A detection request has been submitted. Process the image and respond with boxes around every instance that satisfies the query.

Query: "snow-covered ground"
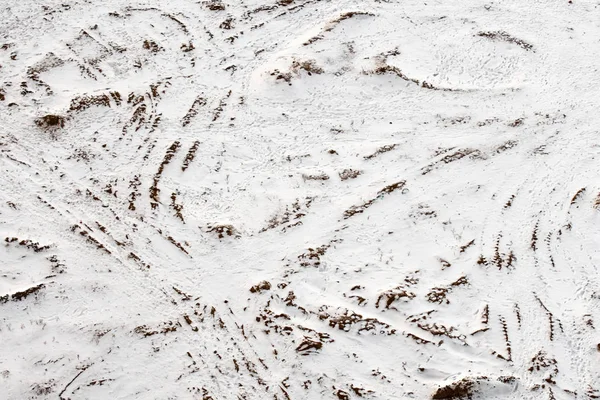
[1,0,599,398]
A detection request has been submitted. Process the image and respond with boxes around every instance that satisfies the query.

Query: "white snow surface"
[1,0,600,399]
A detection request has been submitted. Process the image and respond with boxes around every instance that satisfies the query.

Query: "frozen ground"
[1,0,600,399]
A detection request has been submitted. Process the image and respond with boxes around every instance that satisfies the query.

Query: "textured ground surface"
[1,0,600,399]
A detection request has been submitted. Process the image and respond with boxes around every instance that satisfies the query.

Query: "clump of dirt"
[350,385,374,397]
[250,281,271,293]
[219,17,234,30]
[271,70,293,84]
[5,237,51,252]
[12,285,44,301]
[433,376,515,399]
[170,192,184,223]
[291,59,324,76]
[321,307,396,335]
[35,114,66,133]
[495,140,518,155]
[182,97,207,127]
[181,41,195,53]
[297,245,330,267]
[303,35,324,46]
[327,11,374,29]
[451,276,469,287]
[570,187,586,205]
[426,277,467,304]
[376,288,416,309]
[426,287,450,304]
[1,284,45,304]
[528,350,557,375]
[421,148,483,175]
[593,193,600,209]
[364,144,397,160]
[370,64,408,79]
[378,181,405,195]
[432,377,480,399]
[204,0,225,11]
[69,93,120,112]
[167,235,189,255]
[334,389,350,400]
[207,224,240,239]
[343,180,406,219]
[271,59,324,85]
[295,337,323,354]
[419,322,464,342]
[302,173,329,181]
[508,118,524,127]
[143,39,163,53]
[339,169,362,181]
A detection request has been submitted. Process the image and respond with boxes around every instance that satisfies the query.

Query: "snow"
[1,0,599,399]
